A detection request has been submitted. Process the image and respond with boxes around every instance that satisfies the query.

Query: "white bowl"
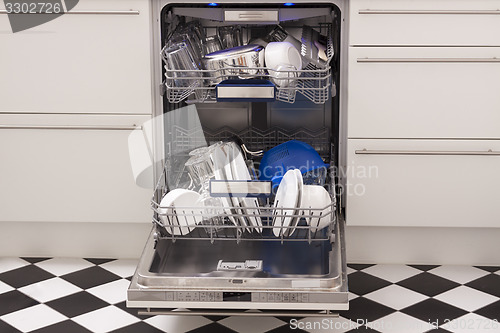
[299,185,333,232]
[265,42,302,70]
[158,189,203,236]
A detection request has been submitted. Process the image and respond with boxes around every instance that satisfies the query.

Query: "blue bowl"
[258,140,329,188]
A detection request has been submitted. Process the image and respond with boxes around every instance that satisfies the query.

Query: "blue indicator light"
[208,3,218,6]
[283,2,295,6]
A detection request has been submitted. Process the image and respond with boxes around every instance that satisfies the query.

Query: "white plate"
[272,169,300,237]
[285,169,304,236]
[210,143,238,227]
[159,189,203,236]
[299,185,333,232]
[229,143,263,233]
[223,142,251,232]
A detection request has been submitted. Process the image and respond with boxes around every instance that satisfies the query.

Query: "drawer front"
[348,47,500,139]
[350,0,500,46]
[0,114,152,223]
[0,0,151,114]
[346,139,500,227]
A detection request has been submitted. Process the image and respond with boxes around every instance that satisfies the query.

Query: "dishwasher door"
[127,215,347,313]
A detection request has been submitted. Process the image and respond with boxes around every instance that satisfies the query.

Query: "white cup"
[265,42,302,71]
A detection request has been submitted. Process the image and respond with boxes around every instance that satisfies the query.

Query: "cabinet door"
[346,139,500,227]
[350,0,500,46]
[0,0,151,114]
[0,114,152,223]
[348,47,500,139]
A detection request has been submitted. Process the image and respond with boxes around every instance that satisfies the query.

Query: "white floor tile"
[72,305,139,333]
[18,277,81,303]
[145,315,212,333]
[349,292,359,301]
[0,258,29,274]
[86,279,130,304]
[100,259,138,278]
[347,267,356,275]
[0,280,14,295]
[297,316,360,333]
[428,266,488,284]
[35,258,94,276]
[442,313,500,333]
[364,285,428,310]
[362,264,422,283]
[218,315,286,333]
[0,304,67,332]
[434,286,498,312]
[369,312,435,333]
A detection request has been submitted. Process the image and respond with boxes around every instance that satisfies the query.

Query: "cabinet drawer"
[346,139,500,227]
[0,0,151,114]
[348,47,500,139]
[0,114,152,223]
[350,0,500,46]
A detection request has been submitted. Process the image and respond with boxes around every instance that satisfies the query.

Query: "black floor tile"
[60,266,121,289]
[339,297,394,322]
[347,264,375,271]
[108,322,165,333]
[0,319,23,333]
[474,300,500,321]
[202,315,230,322]
[466,274,500,298]
[30,320,92,333]
[45,291,109,318]
[397,272,460,297]
[0,265,55,288]
[0,290,38,316]
[187,322,238,333]
[347,271,392,296]
[408,265,440,272]
[266,324,307,333]
[19,257,51,264]
[401,299,467,324]
[114,302,154,319]
[424,328,453,333]
[83,258,117,265]
[474,266,500,273]
[346,325,381,332]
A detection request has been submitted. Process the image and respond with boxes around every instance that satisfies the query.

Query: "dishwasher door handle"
[355,149,500,156]
[357,58,500,63]
[0,9,140,15]
[358,9,500,15]
[0,124,141,130]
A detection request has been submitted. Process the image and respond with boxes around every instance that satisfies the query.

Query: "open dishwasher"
[128,0,348,315]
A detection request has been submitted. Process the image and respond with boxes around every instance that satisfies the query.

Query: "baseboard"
[0,222,152,259]
[346,225,500,266]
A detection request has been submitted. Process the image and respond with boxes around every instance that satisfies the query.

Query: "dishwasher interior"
[128,1,348,314]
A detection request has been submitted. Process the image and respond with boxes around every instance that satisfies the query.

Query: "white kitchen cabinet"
[0,0,151,114]
[348,47,500,139]
[346,139,500,227]
[0,114,152,223]
[350,0,500,46]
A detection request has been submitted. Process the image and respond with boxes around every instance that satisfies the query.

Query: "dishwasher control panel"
[167,291,318,303]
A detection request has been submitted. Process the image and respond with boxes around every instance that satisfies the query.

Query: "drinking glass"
[203,35,223,55]
[162,42,200,88]
[217,25,243,49]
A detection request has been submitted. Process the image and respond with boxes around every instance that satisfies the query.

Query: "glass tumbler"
[217,25,243,49]
[184,154,224,235]
[203,35,223,55]
[163,42,200,88]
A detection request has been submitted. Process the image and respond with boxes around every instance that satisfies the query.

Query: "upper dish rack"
[161,24,334,105]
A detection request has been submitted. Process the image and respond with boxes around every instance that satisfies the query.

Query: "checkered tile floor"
[1,258,499,333]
